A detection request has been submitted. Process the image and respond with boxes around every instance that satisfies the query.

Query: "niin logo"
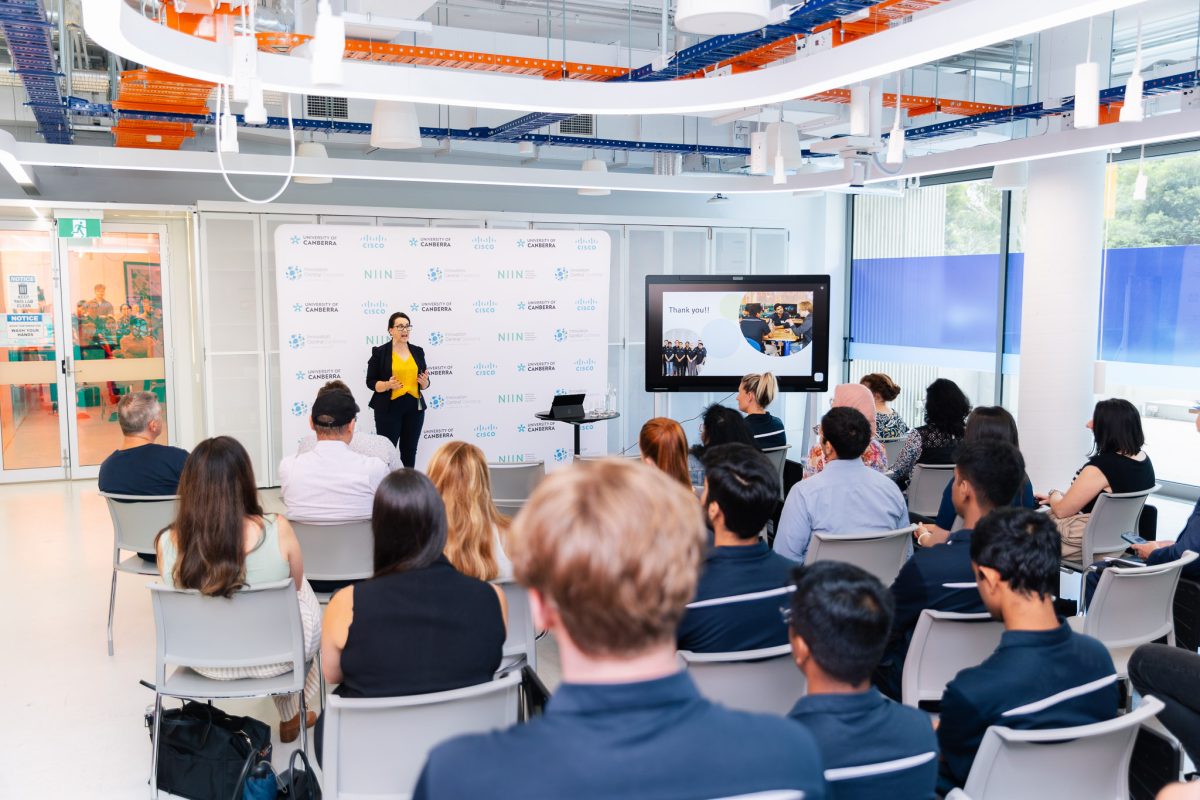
[473,361,498,377]
[498,393,527,404]
[365,334,389,346]
[498,453,537,464]
[574,358,596,372]
[360,234,386,249]
[554,267,570,281]
[554,448,570,463]
[496,269,533,280]
[498,332,525,343]
[525,299,557,311]
[423,426,455,440]
[284,265,303,281]
[288,333,306,350]
[426,267,444,282]
[575,297,599,312]
[427,364,454,377]
[301,235,337,247]
[289,235,301,245]
[474,424,498,439]
[290,401,309,417]
[363,269,407,281]
[472,235,497,251]
[292,303,303,313]
[575,236,600,251]
[527,237,556,250]
[429,395,445,409]
[524,360,556,373]
[554,328,568,343]
[474,300,498,314]
[428,332,445,346]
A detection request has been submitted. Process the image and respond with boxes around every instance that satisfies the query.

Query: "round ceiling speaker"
[675,0,770,35]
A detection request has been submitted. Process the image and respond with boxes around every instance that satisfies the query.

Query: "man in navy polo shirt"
[677,443,796,653]
[874,439,1025,700]
[787,561,938,800]
[937,508,1119,792]
[414,459,826,800]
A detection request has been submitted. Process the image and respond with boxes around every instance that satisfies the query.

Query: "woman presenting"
[366,312,430,468]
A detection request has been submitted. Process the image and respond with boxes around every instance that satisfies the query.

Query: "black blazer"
[366,342,429,412]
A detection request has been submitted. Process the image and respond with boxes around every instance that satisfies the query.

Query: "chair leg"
[149,693,163,799]
[298,689,309,755]
[107,569,118,657]
[1077,570,1088,616]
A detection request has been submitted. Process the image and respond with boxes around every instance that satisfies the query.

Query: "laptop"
[540,393,586,420]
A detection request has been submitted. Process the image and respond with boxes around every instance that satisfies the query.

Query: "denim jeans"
[1130,643,1200,764]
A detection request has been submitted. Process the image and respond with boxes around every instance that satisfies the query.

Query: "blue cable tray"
[0,0,71,143]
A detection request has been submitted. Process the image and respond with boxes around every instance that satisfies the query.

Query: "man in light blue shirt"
[774,406,908,562]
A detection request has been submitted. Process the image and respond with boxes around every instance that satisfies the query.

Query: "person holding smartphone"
[366,312,430,468]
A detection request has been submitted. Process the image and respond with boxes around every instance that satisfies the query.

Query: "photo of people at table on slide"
[737,292,814,357]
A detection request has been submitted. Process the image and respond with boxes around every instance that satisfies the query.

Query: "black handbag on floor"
[146,700,272,800]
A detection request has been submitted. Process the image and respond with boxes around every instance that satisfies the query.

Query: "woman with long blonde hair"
[426,440,513,581]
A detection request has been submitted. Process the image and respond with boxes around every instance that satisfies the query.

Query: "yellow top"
[390,350,419,400]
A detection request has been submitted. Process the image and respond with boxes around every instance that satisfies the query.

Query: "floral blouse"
[888,426,962,484]
[804,435,889,479]
[876,410,910,441]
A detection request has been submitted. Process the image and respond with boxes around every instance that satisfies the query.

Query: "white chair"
[148,579,313,797]
[1062,486,1161,605]
[497,581,538,672]
[488,461,546,518]
[678,643,805,716]
[906,464,955,519]
[760,445,791,501]
[880,437,906,466]
[290,519,374,603]
[824,751,937,794]
[944,696,1164,800]
[805,526,916,586]
[901,609,1005,708]
[1069,551,1197,677]
[100,492,177,656]
[322,672,521,800]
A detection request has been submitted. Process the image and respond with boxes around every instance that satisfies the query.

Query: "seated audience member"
[787,562,938,800]
[1159,785,1200,800]
[98,391,189,560]
[414,459,827,800]
[739,305,771,349]
[1128,411,1200,577]
[157,436,321,743]
[1038,398,1156,561]
[279,388,390,523]
[426,440,514,582]
[774,407,907,563]
[1130,644,1200,768]
[936,508,1119,793]
[318,469,507,762]
[738,372,786,450]
[805,383,888,477]
[639,417,693,489]
[677,443,794,653]
[927,406,1037,536]
[874,439,1025,699]
[688,404,756,488]
[296,380,404,471]
[862,372,910,441]
[888,378,970,489]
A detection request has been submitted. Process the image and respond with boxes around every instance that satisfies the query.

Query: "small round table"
[534,411,621,456]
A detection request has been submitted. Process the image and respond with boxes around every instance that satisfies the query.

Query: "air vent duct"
[306,95,348,119]
[557,114,596,136]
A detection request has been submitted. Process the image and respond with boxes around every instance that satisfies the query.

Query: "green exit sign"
[57,218,101,238]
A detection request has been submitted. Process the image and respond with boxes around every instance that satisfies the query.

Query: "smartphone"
[1121,532,1147,546]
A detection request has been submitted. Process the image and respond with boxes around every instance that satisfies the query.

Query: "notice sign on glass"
[7,274,37,312]
[4,313,45,344]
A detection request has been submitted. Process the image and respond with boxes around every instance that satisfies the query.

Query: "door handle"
[60,358,66,375]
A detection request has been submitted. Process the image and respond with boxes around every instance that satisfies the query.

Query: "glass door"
[0,223,69,482]
[59,225,172,478]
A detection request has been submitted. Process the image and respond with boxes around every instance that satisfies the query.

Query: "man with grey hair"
[98,391,189,559]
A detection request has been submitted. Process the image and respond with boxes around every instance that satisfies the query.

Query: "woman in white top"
[427,440,514,582]
[156,436,322,744]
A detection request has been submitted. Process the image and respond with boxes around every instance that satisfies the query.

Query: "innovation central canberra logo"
[288,333,306,350]
[426,267,444,282]
[284,265,303,281]
[290,401,309,417]
[554,267,569,281]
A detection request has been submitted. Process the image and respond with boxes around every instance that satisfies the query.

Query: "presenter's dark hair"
[955,439,1024,510]
[970,507,1060,599]
[692,404,754,455]
[372,469,448,577]
[821,406,871,460]
[1091,398,1144,457]
[788,562,894,685]
[965,405,1020,448]
[386,311,411,331]
[923,378,971,438]
[702,443,778,539]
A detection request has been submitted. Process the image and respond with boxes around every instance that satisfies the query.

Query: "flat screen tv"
[645,274,830,392]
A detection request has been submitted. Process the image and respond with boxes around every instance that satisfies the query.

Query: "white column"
[1017,152,1106,492]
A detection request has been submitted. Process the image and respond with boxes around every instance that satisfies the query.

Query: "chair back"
[1081,551,1197,650]
[907,464,955,518]
[1081,486,1160,565]
[323,673,521,800]
[760,445,791,500]
[902,609,1004,707]
[679,643,805,715]
[806,526,915,586]
[100,492,177,556]
[290,519,374,583]
[148,579,304,692]
[881,438,906,466]
[487,461,546,516]
[497,581,538,672]
[824,751,937,795]
[960,696,1164,799]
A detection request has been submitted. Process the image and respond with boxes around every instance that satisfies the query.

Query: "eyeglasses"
[392,324,412,331]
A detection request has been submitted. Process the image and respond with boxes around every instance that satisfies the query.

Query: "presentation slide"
[646,275,830,392]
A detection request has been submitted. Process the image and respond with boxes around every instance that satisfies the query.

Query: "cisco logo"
[474,424,498,439]
[471,235,497,251]
[287,333,306,350]
[575,236,600,252]
[553,328,568,343]
[473,361,498,377]
[575,297,599,312]
[574,358,597,373]
[427,267,444,282]
[360,234,386,249]
[290,401,309,417]
[428,395,446,409]
[498,393,528,404]
[553,448,570,463]
[474,300,498,314]
[428,332,445,346]
[553,267,569,281]
[362,300,388,316]
[284,265,303,281]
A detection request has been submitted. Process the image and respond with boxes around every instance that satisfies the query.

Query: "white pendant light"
[1120,10,1144,123]
[1133,145,1148,200]
[517,140,535,155]
[849,83,872,137]
[369,101,422,149]
[885,75,905,165]
[578,158,610,196]
[218,84,239,154]
[765,121,804,170]
[1074,16,1100,129]
[991,161,1029,190]
[675,0,769,35]
[294,141,332,185]
[243,77,268,125]
[310,0,345,87]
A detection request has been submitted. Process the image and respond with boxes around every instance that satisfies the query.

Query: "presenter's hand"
[417,371,430,390]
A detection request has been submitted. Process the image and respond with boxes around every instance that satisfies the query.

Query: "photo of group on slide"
[737,292,814,357]
[661,336,707,376]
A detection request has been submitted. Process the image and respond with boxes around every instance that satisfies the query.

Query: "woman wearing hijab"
[803,383,888,478]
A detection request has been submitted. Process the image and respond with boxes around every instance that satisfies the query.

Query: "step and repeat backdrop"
[276,226,611,470]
